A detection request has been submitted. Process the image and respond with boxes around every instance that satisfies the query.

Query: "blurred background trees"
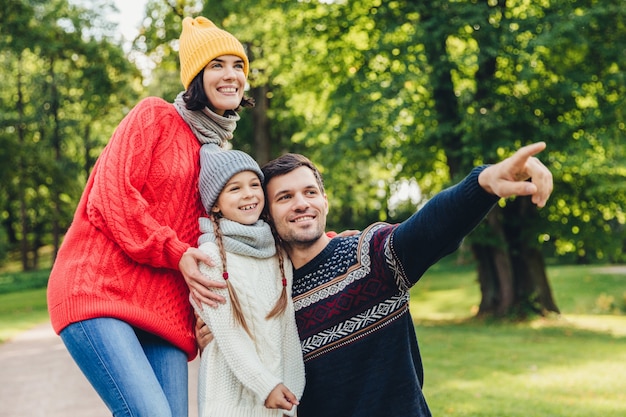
[1,0,624,318]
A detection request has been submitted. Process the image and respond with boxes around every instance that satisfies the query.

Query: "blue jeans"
[60,318,188,417]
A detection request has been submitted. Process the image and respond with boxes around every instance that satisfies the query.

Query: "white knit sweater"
[193,241,305,417]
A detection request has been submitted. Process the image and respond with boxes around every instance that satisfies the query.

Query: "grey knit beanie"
[199,144,264,213]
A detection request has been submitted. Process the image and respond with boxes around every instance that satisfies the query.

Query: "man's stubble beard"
[280,227,324,251]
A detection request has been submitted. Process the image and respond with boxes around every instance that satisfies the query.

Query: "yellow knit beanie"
[179,16,249,90]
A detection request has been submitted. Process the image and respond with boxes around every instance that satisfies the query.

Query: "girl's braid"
[210,214,253,339]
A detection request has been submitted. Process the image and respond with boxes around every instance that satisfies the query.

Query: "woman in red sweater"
[46,16,249,417]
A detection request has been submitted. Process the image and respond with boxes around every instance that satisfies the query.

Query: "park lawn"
[411,259,626,417]
[418,320,626,417]
[0,260,625,416]
[0,268,51,342]
[0,288,49,343]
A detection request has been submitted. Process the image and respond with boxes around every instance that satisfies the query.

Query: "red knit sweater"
[47,97,205,360]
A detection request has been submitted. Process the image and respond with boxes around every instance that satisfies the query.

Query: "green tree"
[0,0,140,269]
[240,0,625,317]
[114,0,625,319]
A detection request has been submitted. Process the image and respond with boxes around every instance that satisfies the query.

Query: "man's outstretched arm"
[391,141,553,283]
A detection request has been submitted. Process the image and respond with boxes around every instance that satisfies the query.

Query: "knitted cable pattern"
[47,97,205,359]
[193,242,305,417]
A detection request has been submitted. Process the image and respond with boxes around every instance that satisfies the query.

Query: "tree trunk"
[505,197,560,315]
[473,208,515,316]
[16,58,31,270]
[51,56,61,262]
[251,84,272,165]
[473,200,560,318]
[418,5,464,178]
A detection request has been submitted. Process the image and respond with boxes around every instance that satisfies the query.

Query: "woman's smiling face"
[202,55,246,115]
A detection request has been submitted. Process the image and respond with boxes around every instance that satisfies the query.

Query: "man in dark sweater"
[258,142,552,417]
[196,142,552,416]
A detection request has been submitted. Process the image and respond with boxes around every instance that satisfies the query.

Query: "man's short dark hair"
[261,153,325,195]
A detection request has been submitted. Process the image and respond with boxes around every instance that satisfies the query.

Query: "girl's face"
[213,171,265,225]
[202,55,247,116]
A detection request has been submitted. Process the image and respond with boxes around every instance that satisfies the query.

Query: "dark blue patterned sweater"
[292,166,499,417]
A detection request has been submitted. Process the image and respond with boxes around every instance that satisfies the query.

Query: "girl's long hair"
[209,215,287,339]
[265,241,288,320]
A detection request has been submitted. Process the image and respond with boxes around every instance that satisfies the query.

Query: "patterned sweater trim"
[301,292,409,360]
[294,222,408,361]
[386,230,413,292]
[293,223,385,310]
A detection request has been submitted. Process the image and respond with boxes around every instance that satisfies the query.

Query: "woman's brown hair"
[183,70,255,113]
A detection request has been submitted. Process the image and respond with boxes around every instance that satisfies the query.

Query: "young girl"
[192,143,305,417]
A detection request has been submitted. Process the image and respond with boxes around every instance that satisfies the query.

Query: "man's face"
[265,166,328,248]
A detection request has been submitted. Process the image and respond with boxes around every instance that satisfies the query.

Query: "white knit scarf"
[198,218,276,259]
[173,92,239,146]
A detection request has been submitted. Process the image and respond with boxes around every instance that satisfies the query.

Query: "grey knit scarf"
[198,217,276,259]
[173,92,239,146]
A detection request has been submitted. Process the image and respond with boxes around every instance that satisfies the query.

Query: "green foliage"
[133,0,195,101]
[0,0,624,270]
[518,2,626,263]
[0,0,141,269]
[191,0,624,251]
[326,0,626,259]
[0,269,50,294]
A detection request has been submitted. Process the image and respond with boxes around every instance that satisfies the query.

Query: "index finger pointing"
[514,141,547,161]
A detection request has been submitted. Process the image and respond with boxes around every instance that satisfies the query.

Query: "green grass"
[0,288,49,342]
[0,266,51,342]
[419,321,626,416]
[549,265,626,315]
[1,259,625,415]
[410,258,626,417]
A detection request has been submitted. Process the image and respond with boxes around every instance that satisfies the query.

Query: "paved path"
[0,322,200,417]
